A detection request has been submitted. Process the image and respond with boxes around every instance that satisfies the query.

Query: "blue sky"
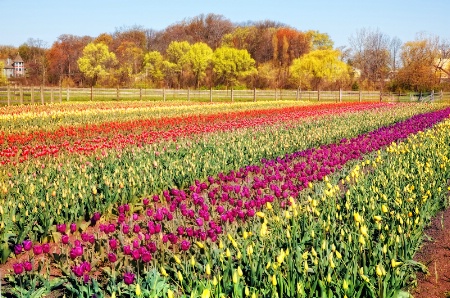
[1,0,449,48]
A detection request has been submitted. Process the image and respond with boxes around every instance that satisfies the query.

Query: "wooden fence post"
[163,88,166,101]
[90,86,93,101]
[210,87,212,102]
[379,91,382,102]
[40,85,44,105]
[116,87,120,100]
[359,91,362,102]
[275,89,278,101]
[339,89,342,102]
[67,87,70,101]
[31,86,34,104]
[7,85,11,106]
[187,88,190,101]
[253,88,256,102]
[318,90,320,101]
[50,88,54,104]
[139,88,142,101]
[59,86,62,103]
[231,87,234,102]
[19,85,23,105]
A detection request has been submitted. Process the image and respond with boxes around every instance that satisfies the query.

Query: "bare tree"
[349,28,391,90]
[389,36,402,72]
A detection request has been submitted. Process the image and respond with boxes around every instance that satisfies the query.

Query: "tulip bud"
[271,274,277,286]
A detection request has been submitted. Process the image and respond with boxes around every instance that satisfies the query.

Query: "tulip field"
[1,100,450,297]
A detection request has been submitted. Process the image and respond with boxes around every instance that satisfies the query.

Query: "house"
[2,53,25,78]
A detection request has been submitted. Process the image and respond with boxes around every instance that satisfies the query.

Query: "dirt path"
[412,206,450,298]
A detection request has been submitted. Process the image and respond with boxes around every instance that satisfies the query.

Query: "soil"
[412,206,450,298]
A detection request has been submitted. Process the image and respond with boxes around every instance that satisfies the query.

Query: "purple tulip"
[23,261,32,272]
[14,244,23,255]
[61,235,70,245]
[42,243,50,253]
[72,265,83,277]
[132,239,140,249]
[33,245,43,255]
[70,223,77,233]
[81,261,91,272]
[141,251,152,263]
[108,253,117,263]
[196,218,204,227]
[147,242,157,253]
[133,213,138,221]
[133,224,140,233]
[109,238,118,250]
[123,272,135,285]
[23,240,32,251]
[91,212,101,222]
[180,240,191,251]
[131,249,140,260]
[143,198,149,206]
[83,274,90,284]
[122,224,130,234]
[123,245,132,255]
[13,263,24,275]
[56,224,66,234]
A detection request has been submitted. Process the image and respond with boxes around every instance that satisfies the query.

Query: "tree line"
[1,14,449,92]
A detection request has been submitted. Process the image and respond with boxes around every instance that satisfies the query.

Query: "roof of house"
[2,59,14,69]
[13,53,23,63]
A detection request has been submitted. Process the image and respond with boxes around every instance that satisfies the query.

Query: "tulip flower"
[123,272,135,285]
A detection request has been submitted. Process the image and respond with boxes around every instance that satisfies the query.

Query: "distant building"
[2,53,25,78]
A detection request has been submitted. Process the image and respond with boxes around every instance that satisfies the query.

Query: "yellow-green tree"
[143,51,165,86]
[290,49,349,90]
[165,41,191,88]
[78,42,117,87]
[181,42,213,88]
[212,46,257,87]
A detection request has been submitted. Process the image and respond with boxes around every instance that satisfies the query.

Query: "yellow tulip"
[174,255,181,264]
[391,259,403,268]
[376,264,383,276]
[373,215,382,221]
[196,241,204,249]
[232,270,238,284]
[256,211,265,218]
[226,248,231,258]
[206,263,211,275]
[136,284,142,296]
[212,276,218,286]
[271,274,277,286]
[190,256,196,267]
[111,293,116,298]
[177,271,183,282]
[381,205,388,213]
[247,245,253,256]
[245,286,250,296]
[168,289,174,298]
[353,212,361,223]
[238,266,243,277]
[360,225,368,237]
[201,289,211,298]
[243,231,249,239]
[160,266,168,277]
[343,279,349,291]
